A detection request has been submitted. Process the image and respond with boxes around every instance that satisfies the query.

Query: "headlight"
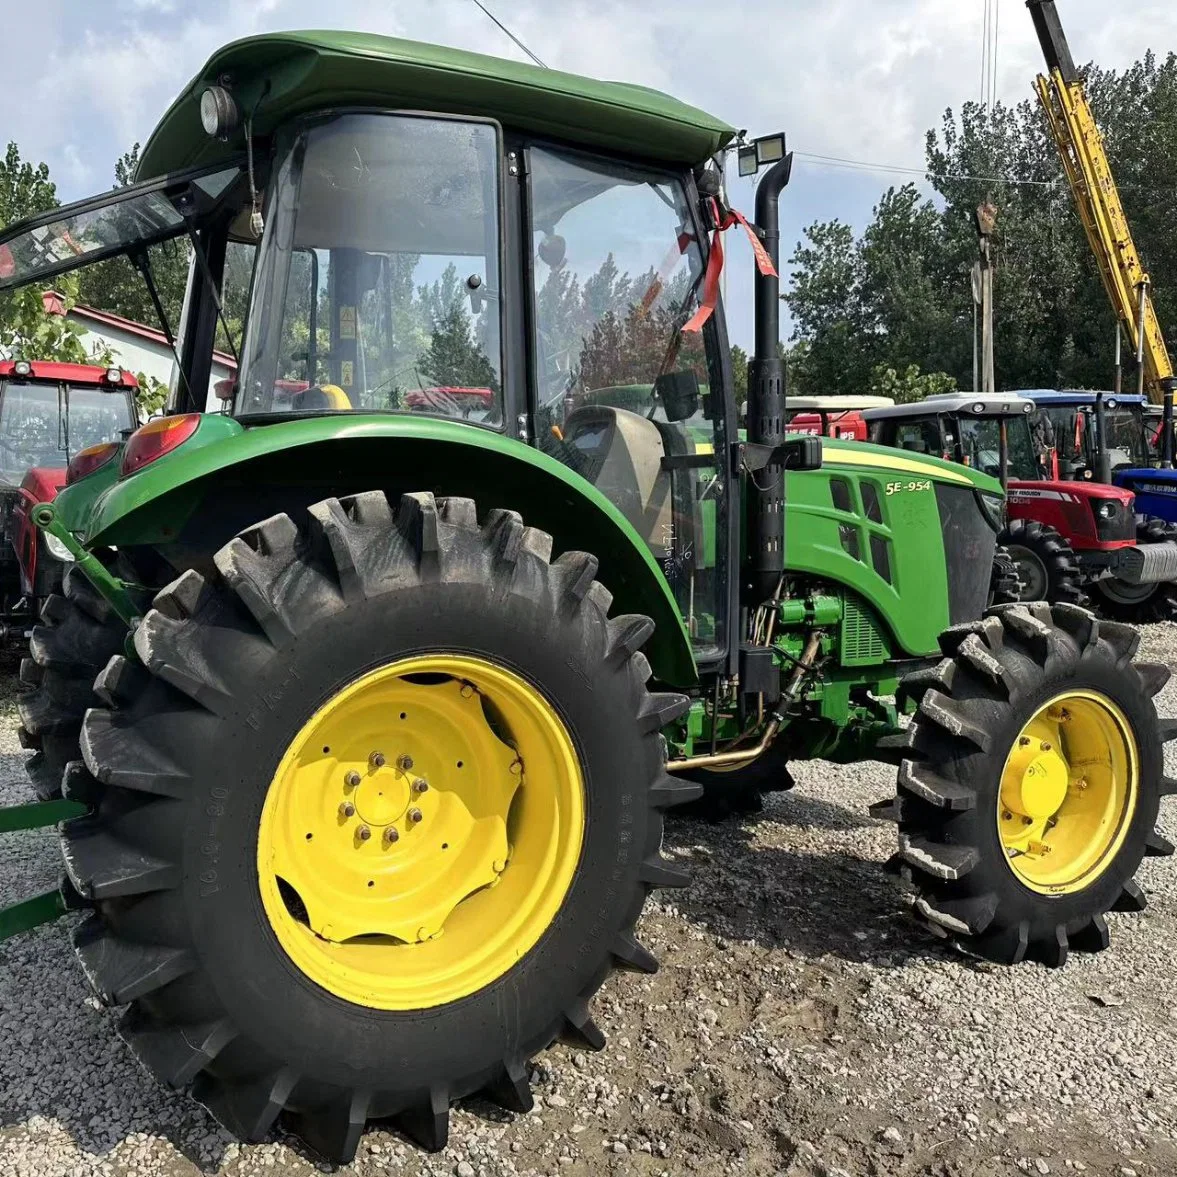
[42,531,75,562]
[1095,500,1117,520]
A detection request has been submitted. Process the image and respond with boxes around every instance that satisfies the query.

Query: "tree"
[0,143,120,367]
[786,51,1177,395]
[418,302,498,391]
[0,141,56,229]
[870,363,957,404]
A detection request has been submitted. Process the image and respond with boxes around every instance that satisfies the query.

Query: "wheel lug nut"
[1018,736,1031,747]
[384,827,400,845]
[339,801,356,818]
[461,683,474,698]
[397,754,414,772]
[413,778,429,794]
[370,751,386,769]
[357,825,372,841]
[408,808,423,824]
[510,759,523,775]
[344,770,361,788]
[1040,741,1052,752]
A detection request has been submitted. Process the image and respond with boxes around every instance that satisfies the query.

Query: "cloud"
[5,0,1177,346]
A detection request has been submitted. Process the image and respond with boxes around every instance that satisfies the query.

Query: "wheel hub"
[997,691,1138,893]
[257,654,584,1009]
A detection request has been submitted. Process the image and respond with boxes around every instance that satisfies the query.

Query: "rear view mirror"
[654,370,700,423]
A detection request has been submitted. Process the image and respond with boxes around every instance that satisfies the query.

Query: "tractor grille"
[841,596,889,665]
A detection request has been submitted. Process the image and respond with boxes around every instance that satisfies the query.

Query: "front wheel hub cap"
[997,689,1139,894]
[257,654,585,1009]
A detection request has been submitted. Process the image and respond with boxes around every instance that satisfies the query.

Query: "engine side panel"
[785,453,976,659]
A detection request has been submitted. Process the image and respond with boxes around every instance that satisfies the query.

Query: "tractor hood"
[820,437,1004,495]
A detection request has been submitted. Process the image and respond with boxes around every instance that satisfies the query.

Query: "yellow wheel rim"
[997,689,1139,894]
[257,654,584,1010]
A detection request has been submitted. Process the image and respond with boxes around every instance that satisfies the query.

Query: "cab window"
[893,420,943,457]
[527,146,727,657]
[237,113,502,422]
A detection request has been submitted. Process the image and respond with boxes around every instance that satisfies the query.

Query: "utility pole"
[970,262,982,393]
[974,201,998,394]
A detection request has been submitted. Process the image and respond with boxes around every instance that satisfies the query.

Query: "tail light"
[121,414,202,477]
[67,441,121,485]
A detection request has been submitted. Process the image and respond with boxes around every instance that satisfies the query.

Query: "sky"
[3,0,1177,348]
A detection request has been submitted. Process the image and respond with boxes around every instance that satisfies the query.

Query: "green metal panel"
[785,440,998,658]
[137,32,736,180]
[56,414,697,686]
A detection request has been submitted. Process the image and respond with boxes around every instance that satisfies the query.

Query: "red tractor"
[784,394,893,441]
[864,393,1177,619]
[0,359,139,637]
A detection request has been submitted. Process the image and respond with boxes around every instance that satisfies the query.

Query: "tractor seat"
[291,384,353,411]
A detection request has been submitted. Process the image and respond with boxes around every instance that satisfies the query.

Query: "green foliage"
[418,300,498,391]
[0,141,55,229]
[869,363,957,405]
[786,51,1177,394]
[133,372,168,418]
[730,343,748,410]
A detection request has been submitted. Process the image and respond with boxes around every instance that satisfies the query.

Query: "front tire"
[887,602,1175,966]
[1092,517,1177,623]
[68,491,696,1162]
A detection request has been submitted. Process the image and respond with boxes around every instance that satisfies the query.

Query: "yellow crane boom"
[1028,0,1174,410]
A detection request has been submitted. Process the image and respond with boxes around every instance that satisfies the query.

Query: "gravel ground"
[3,629,1177,1177]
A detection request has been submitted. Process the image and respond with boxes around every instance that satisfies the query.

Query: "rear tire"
[886,602,1174,966]
[999,519,1084,605]
[17,567,126,799]
[68,491,695,1162]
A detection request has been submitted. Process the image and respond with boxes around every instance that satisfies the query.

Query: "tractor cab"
[1017,389,1153,477]
[1017,389,1177,527]
[0,360,138,632]
[785,395,893,440]
[864,393,1038,480]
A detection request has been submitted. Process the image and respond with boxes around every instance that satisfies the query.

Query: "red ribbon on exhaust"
[682,199,776,334]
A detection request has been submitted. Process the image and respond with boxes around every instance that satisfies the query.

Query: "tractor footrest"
[1114,540,1177,585]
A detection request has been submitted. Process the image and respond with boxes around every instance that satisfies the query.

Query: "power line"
[991,0,1001,111]
[469,0,548,69]
[792,150,1057,188]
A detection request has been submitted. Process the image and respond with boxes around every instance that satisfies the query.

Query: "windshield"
[1103,407,1151,468]
[237,113,502,422]
[957,416,1037,480]
[0,382,135,483]
[1044,404,1151,473]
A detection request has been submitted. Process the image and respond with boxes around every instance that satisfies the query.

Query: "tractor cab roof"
[1015,389,1146,408]
[137,31,736,180]
[861,393,1035,421]
[786,396,895,413]
[0,360,138,389]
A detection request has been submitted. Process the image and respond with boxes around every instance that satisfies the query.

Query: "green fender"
[57,413,698,687]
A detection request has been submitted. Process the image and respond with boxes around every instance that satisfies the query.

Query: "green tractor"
[0,32,1173,1162]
